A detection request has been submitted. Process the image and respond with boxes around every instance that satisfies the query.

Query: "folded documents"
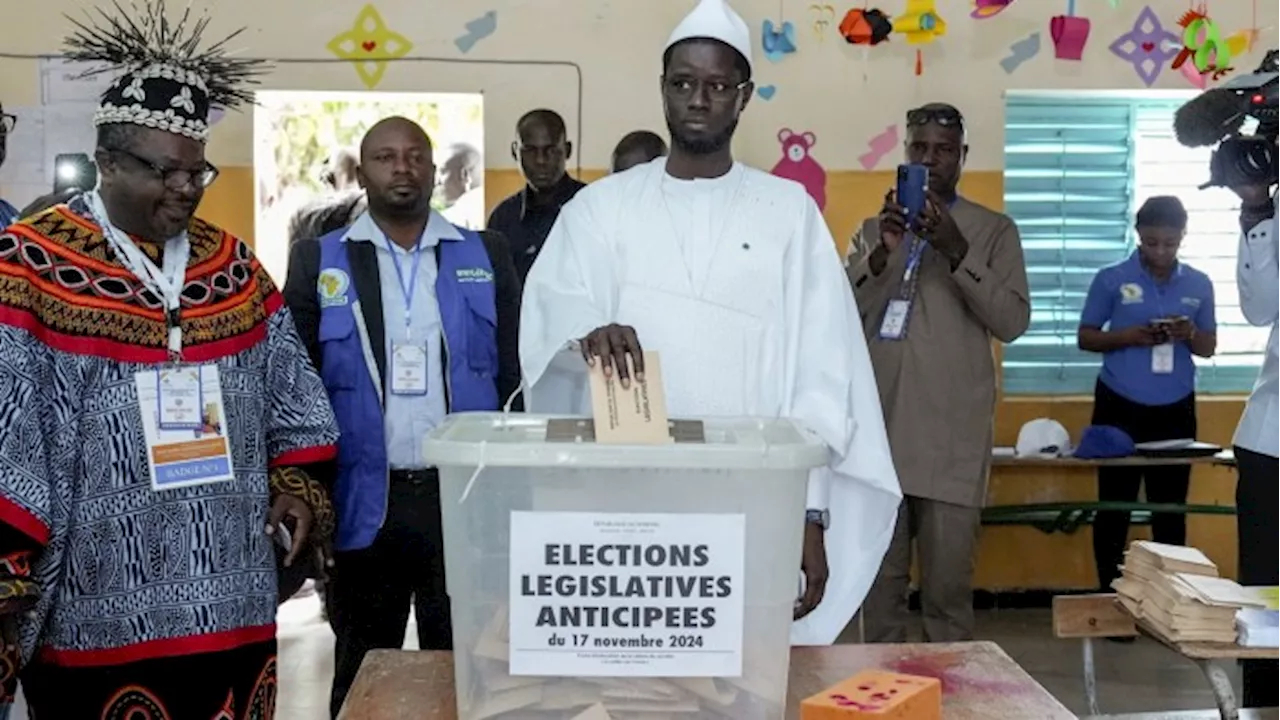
[1237,609,1279,648]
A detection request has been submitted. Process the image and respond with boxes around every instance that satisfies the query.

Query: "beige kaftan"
[847,197,1030,508]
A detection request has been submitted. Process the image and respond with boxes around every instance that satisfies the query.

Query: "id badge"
[156,366,202,430]
[390,342,429,395]
[135,364,235,491]
[1152,343,1175,374]
[879,299,911,340]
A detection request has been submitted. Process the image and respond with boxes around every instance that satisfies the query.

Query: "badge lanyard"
[86,191,190,361]
[879,197,959,341]
[384,234,433,397]
[877,232,927,341]
[898,233,927,301]
[384,234,425,340]
[1147,268,1175,375]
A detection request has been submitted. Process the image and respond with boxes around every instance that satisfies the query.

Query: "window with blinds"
[1002,93,1267,395]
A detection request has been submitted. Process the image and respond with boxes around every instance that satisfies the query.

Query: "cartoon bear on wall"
[770,128,827,211]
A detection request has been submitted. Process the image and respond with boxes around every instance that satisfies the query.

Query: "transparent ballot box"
[423,414,828,720]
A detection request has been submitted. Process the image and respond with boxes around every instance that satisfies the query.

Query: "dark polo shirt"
[486,174,586,284]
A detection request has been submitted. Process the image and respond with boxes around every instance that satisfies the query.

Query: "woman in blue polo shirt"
[1078,195,1217,593]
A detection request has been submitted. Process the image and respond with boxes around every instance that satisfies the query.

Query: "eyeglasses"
[104,145,219,190]
[906,106,965,129]
[0,113,15,134]
[662,76,748,102]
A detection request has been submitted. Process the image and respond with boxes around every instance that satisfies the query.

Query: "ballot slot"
[423,414,828,720]
[546,419,708,444]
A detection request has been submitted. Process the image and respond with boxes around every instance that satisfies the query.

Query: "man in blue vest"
[283,116,521,718]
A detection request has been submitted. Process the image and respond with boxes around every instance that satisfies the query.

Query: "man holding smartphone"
[1231,177,1277,709]
[1077,196,1217,601]
[847,103,1030,643]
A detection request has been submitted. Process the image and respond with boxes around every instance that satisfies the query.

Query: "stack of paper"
[1112,541,1268,645]
[1127,541,1218,576]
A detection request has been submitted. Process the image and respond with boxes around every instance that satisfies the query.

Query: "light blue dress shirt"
[341,210,462,468]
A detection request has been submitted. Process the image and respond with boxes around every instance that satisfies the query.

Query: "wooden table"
[1090,707,1280,712]
[1058,593,1277,720]
[1134,617,1278,720]
[338,642,1076,720]
[986,451,1237,535]
[991,451,1235,469]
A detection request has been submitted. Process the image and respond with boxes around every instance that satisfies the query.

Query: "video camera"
[1173,49,1278,190]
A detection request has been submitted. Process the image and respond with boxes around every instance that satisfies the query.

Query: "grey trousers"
[861,494,982,643]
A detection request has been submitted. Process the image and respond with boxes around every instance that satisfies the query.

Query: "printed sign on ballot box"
[508,511,746,677]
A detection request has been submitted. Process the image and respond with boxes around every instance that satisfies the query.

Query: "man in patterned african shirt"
[0,3,340,718]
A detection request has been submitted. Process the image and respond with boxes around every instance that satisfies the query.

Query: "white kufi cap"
[664,0,754,76]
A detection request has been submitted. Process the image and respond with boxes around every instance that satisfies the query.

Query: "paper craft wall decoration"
[893,0,946,75]
[894,0,946,44]
[809,5,837,42]
[327,5,413,89]
[1179,59,1208,88]
[839,8,894,45]
[1172,7,1246,80]
[771,129,827,211]
[858,125,899,170]
[757,85,777,100]
[1226,29,1260,56]
[1051,16,1090,59]
[762,20,798,62]
[1002,32,1041,73]
[971,0,1015,20]
[456,11,498,54]
[1107,5,1178,87]
[1051,1,1091,60]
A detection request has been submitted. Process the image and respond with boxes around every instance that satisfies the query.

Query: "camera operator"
[1231,177,1276,710]
[1174,50,1277,707]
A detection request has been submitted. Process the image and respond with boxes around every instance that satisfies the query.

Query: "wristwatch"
[805,509,830,530]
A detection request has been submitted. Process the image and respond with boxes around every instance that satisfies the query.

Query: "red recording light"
[1252,93,1265,104]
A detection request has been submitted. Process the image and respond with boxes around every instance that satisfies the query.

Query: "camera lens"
[1237,139,1277,184]
[1213,136,1278,188]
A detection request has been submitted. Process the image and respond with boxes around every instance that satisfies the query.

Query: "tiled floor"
[7,596,1252,719]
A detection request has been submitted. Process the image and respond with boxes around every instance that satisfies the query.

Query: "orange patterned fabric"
[0,202,280,364]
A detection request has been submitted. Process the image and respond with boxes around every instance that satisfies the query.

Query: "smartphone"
[1150,316,1186,344]
[896,163,929,226]
[1150,316,1188,329]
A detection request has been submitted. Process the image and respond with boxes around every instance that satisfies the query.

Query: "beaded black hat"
[62,0,269,143]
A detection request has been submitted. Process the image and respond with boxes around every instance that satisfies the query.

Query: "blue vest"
[316,226,500,551]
